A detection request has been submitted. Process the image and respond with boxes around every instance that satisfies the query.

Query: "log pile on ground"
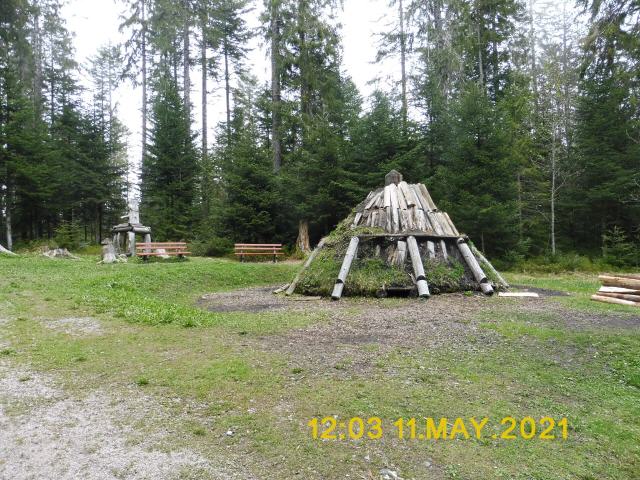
[592,274,640,307]
[289,170,508,299]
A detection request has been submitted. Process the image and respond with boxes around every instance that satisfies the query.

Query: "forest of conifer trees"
[1,0,638,266]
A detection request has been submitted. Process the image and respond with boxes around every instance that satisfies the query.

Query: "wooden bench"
[234,244,283,262]
[136,242,191,260]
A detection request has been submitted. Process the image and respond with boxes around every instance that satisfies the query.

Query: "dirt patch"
[206,288,502,376]
[514,300,640,330]
[43,317,104,336]
[198,286,640,378]
[199,287,325,313]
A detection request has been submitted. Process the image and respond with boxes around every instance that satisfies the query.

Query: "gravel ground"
[0,331,251,480]
[42,316,104,336]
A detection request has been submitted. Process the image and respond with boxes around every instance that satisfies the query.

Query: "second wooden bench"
[234,244,283,262]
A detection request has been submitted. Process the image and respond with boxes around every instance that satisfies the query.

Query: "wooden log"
[396,240,407,266]
[352,212,363,227]
[407,236,430,298]
[599,275,640,290]
[389,184,400,232]
[591,294,640,307]
[599,286,640,295]
[128,231,136,256]
[397,185,408,210]
[286,237,327,295]
[0,244,17,256]
[411,184,428,212]
[383,185,392,208]
[426,241,436,259]
[443,212,459,236]
[457,237,493,295]
[426,212,444,235]
[143,233,152,254]
[470,243,509,288]
[606,273,640,280]
[399,181,415,207]
[418,184,437,211]
[597,292,640,302]
[439,240,448,260]
[331,237,359,300]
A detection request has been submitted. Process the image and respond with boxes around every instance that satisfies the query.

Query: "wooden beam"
[591,294,639,307]
[456,237,493,296]
[407,236,430,298]
[331,237,359,300]
[285,238,326,296]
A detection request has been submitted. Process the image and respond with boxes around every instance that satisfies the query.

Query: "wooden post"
[457,237,494,295]
[396,240,407,266]
[470,243,508,288]
[407,236,430,298]
[426,240,435,259]
[331,237,359,300]
[286,237,326,295]
[440,240,448,260]
[128,231,136,256]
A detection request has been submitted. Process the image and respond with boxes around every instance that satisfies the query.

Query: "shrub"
[191,236,234,257]
[602,226,636,267]
[54,221,83,250]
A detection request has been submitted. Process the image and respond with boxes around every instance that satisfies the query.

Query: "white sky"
[63,0,395,184]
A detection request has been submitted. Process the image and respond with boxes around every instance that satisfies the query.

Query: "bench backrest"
[234,243,283,255]
[136,242,188,251]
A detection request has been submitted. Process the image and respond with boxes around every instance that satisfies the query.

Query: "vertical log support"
[143,233,152,256]
[456,237,494,296]
[331,237,359,300]
[426,240,436,259]
[407,236,430,298]
[128,231,136,257]
[440,239,448,260]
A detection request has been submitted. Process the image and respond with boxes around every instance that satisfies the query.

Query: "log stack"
[591,274,640,307]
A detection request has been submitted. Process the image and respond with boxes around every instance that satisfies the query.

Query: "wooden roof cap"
[385,169,403,186]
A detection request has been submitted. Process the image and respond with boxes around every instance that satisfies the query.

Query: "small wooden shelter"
[111,199,151,256]
[288,170,508,299]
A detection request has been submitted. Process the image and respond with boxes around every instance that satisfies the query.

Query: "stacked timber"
[591,274,640,307]
[353,173,459,237]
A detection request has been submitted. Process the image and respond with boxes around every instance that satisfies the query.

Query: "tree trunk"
[141,0,148,164]
[398,0,408,134]
[551,127,557,255]
[33,5,43,118]
[5,185,13,251]
[200,16,208,158]
[224,38,231,142]
[270,0,282,173]
[529,0,538,115]
[296,220,310,253]
[183,6,191,126]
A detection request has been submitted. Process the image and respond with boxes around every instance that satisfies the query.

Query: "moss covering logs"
[294,217,483,297]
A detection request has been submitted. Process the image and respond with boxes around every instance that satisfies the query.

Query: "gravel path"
[0,326,250,480]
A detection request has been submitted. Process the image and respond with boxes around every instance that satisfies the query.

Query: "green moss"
[423,258,466,293]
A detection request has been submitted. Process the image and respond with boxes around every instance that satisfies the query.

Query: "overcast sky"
[62,0,397,182]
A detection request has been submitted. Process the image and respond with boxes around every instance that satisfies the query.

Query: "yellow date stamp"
[308,416,568,441]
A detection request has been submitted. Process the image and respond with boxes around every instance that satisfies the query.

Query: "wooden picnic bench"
[234,244,283,262]
[136,242,191,260]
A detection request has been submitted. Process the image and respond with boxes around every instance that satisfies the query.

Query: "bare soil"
[199,287,640,377]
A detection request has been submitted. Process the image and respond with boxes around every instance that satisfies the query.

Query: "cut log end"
[480,282,494,296]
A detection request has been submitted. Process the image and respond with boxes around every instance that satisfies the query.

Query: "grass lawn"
[0,255,639,479]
